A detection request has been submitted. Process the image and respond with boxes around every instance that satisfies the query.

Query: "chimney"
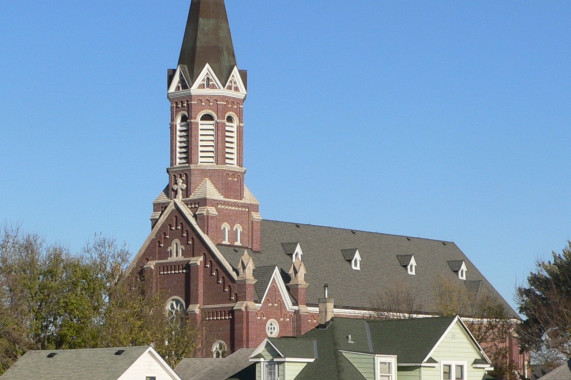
[318,284,334,325]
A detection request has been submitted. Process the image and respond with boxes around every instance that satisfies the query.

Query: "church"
[126,0,527,375]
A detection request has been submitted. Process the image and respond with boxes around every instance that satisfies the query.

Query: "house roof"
[175,348,255,380]
[0,346,167,380]
[539,360,571,380]
[217,220,517,318]
[252,316,491,380]
[178,0,237,85]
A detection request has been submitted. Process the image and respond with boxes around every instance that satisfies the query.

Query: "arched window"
[199,114,216,164]
[212,341,227,358]
[168,239,184,259]
[221,223,230,244]
[225,116,237,165]
[165,297,185,323]
[176,114,189,165]
[233,225,242,245]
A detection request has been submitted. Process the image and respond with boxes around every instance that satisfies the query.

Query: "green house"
[249,316,493,380]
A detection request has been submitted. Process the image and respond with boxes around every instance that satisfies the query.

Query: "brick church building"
[127,0,527,375]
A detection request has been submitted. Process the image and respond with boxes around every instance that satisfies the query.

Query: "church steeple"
[178,0,237,85]
[153,0,261,252]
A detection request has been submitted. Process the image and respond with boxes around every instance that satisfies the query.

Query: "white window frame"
[263,361,280,380]
[375,355,397,380]
[441,361,467,380]
[458,262,467,280]
[407,256,417,275]
[351,252,361,270]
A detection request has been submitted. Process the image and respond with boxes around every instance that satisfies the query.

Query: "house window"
[264,362,280,380]
[225,116,237,165]
[146,377,156,380]
[351,255,361,270]
[458,262,467,280]
[234,225,242,245]
[176,114,189,165]
[266,319,279,337]
[442,362,466,380]
[221,223,230,244]
[199,114,216,164]
[375,356,396,380]
[407,256,417,275]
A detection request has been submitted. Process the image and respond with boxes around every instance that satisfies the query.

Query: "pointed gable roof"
[178,0,237,85]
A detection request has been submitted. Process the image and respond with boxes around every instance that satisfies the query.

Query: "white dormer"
[407,256,417,275]
[397,254,416,275]
[447,260,467,280]
[342,249,361,271]
[458,261,467,280]
[281,242,303,262]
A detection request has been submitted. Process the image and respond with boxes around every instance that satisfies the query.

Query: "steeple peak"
[178,0,237,85]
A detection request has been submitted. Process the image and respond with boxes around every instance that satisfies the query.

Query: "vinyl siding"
[342,352,375,379]
[118,350,179,380]
[398,366,421,380]
[427,322,488,380]
[284,362,308,380]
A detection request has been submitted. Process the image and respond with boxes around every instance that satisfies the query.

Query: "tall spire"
[178,0,237,84]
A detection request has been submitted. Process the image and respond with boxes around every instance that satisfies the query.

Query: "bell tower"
[152,0,261,251]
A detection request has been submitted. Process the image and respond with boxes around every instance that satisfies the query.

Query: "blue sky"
[1,1,570,311]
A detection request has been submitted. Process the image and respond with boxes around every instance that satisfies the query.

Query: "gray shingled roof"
[175,348,255,380]
[0,346,153,380]
[539,361,571,380]
[217,220,517,318]
[282,317,482,380]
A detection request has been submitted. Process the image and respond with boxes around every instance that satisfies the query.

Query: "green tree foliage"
[517,241,571,368]
[0,227,199,374]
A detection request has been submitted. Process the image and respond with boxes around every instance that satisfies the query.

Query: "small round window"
[266,319,279,337]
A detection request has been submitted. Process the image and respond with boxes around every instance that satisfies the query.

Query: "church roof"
[218,220,518,319]
[178,0,237,85]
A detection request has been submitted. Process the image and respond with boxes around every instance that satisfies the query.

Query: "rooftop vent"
[114,350,125,356]
[47,352,57,358]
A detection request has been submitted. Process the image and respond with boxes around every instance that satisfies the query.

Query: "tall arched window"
[221,223,230,244]
[199,114,216,164]
[225,116,237,165]
[176,114,189,165]
[233,224,242,246]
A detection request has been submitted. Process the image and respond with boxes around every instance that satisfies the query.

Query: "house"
[537,360,571,380]
[250,313,493,380]
[0,346,180,380]
[126,0,527,376]
[175,348,255,380]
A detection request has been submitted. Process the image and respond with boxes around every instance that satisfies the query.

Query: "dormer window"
[221,223,230,244]
[407,256,417,275]
[448,260,467,280]
[459,263,467,280]
[342,249,361,271]
[397,254,416,275]
[281,242,303,262]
